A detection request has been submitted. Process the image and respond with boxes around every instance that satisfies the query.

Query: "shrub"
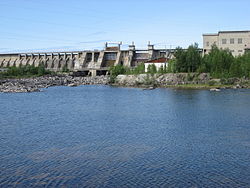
[62,65,69,73]
[147,64,157,75]
[208,80,217,86]
[0,65,51,78]
[131,63,145,74]
[187,73,194,81]
[109,64,127,83]
[144,74,156,86]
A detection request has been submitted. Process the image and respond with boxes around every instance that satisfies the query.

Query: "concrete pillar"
[118,42,122,51]
[96,51,104,68]
[148,41,154,50]
[90,69,97,77]
[92,53,95,62]
[129,41,135,51]
[73,53,81,70]
[47,54,53,69]
[16,55,21,67]
[32,54,36,66]
[148,41,155,60]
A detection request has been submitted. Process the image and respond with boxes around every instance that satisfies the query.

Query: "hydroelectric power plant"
[0,42,177,76]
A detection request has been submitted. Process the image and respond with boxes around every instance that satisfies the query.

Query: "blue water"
[0,86,250,187]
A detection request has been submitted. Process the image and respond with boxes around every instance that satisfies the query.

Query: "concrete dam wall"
[0,43,176,76]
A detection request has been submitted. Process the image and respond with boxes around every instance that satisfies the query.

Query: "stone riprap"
[1,73,249,93]
[115,73,211,86]
[0,75,109,93]
[114,73,250,89]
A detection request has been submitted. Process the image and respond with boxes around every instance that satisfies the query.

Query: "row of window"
[206,41,216,46]
[206,38,243,47]
[222,38,242,44]
[230,50,243,52]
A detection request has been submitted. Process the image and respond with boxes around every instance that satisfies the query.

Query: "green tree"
[233,52,250,77]
[174,43,201,72]
[109,64,127,83]
[202,45,234,78]
[130,63,145,74]
[167,59,177,73]
[37,65,46,76]
[185,43,201,72]
[174,47,186,72]
[147,64,157,74]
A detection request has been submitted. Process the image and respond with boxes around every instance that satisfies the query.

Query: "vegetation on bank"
[172,44,250,78]
[109,62,168,81]
[0,65,53,79]
[109,44,250,84]
[109,63,146,82]
[165,84,234,89]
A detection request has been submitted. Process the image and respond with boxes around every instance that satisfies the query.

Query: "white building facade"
[144,58,168,72]
[203,31,250,56]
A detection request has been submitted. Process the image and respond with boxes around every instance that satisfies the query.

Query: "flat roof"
[203,33,218,36]
[218,30,250,34]
[203,30,250,36]
[0,50,85,55]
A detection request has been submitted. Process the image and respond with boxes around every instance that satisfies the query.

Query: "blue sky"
[0,0,249,53]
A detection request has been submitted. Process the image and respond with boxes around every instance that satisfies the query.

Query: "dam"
[0,42,175,76]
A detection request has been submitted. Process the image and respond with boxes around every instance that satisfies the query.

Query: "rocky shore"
[114,73,250,89]
[0,75,109,93]
[1,73,249,93]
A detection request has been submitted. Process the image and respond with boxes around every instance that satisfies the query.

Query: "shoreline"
[0,75,109,93]
[110,83,249,90]
[1,74,249,93]
[113,73,250,90]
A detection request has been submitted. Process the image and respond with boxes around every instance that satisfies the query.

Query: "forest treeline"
[110,44,250,80]
[169,44,250,78]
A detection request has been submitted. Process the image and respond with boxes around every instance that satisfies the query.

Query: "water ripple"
[0,86,250,187]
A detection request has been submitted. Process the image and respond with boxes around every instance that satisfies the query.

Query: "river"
[0,86,250,187]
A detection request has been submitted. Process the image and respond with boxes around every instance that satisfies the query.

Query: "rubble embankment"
[0,75,109,93]
[114,73,250,89]
[1,73,249,93]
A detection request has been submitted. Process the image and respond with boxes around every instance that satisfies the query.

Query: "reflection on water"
[0,86,250,187]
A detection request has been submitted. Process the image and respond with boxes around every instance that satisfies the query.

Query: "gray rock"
[0,75,109,93]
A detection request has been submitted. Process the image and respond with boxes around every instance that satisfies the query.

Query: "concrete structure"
[145,58,168,72]
[0,42,176,76]
[203,31,250,56]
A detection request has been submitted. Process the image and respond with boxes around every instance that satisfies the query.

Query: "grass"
[0,65,54,80]
[165,84,234,89]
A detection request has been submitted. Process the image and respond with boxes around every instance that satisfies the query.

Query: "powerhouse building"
[203,30,250,56]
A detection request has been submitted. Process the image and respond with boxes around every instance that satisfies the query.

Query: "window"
[238,50,243,52]
[105,52,117,60]
[230,50,234,52]
[206,42,209,47]
[238,38,243,44]
[230,38,234,44]
[222,39,227,44]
